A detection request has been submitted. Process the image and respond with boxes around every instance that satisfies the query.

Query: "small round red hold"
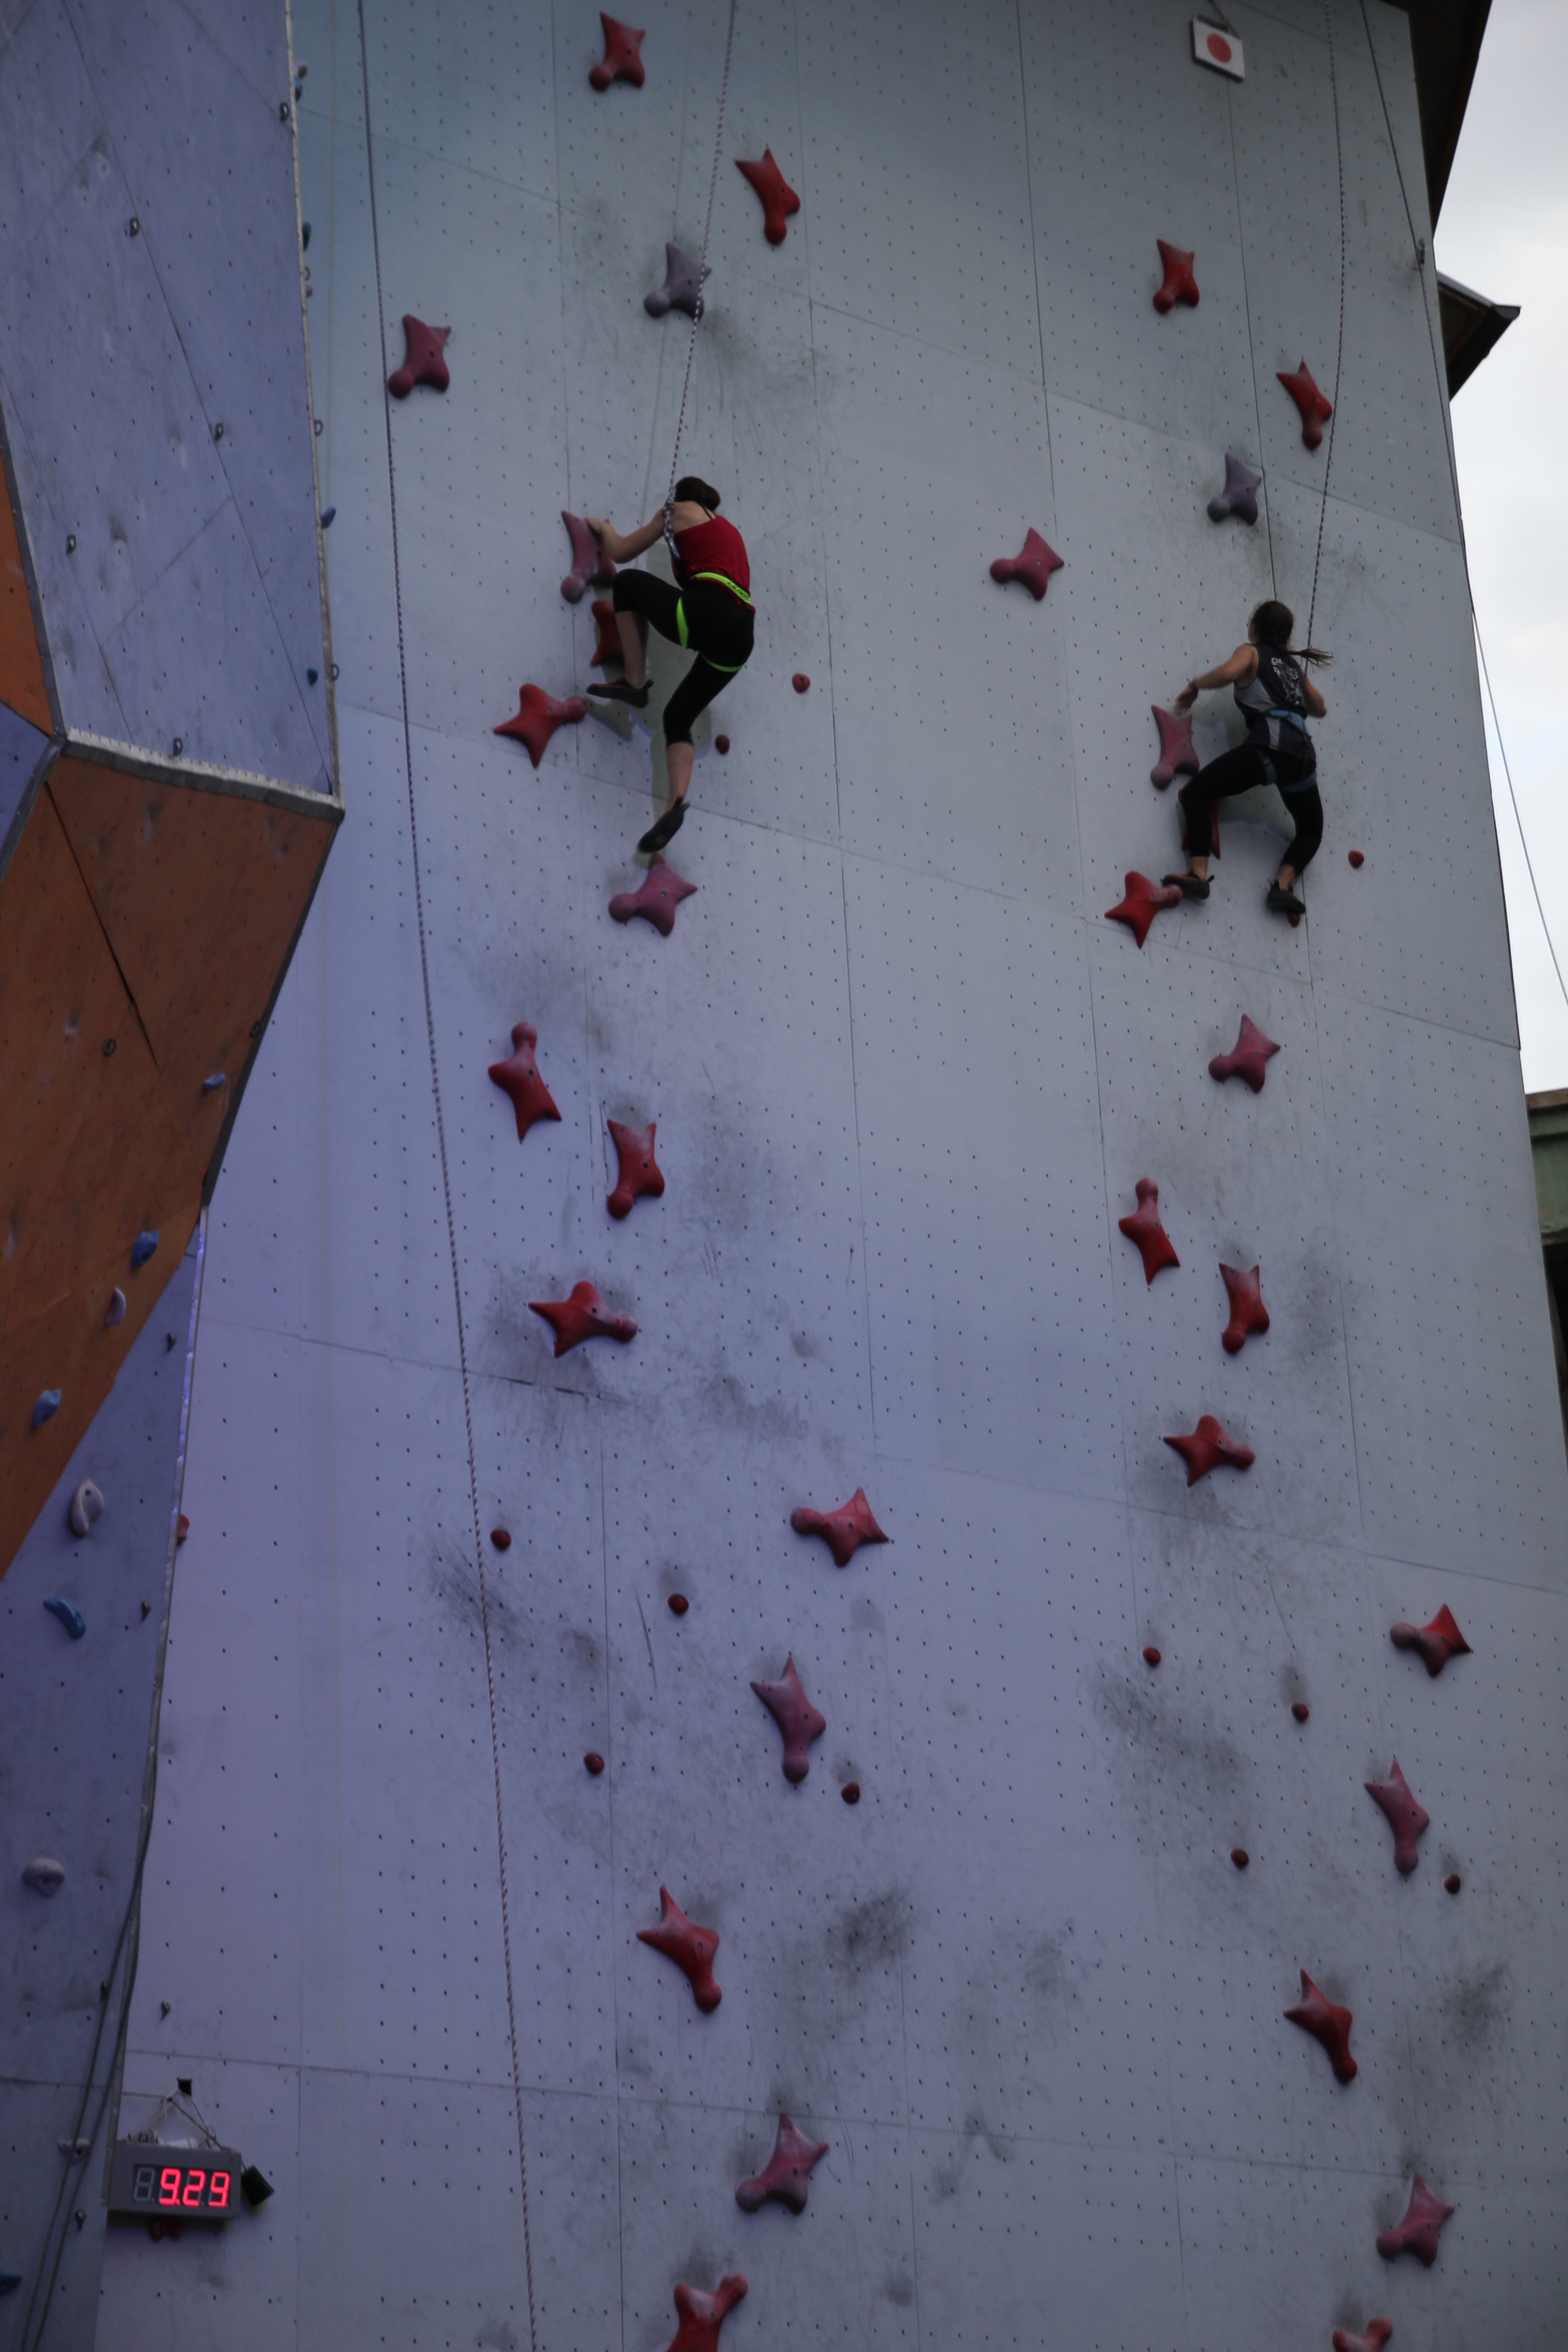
[1348,849,1365,868]
[1444,1872,1461,1894]
[714,733,730,754]
[1230,1847,1250,1869]
[1291,1701,1309,1722]
[176,1514,189,1546]
[1207,31,1232,61]
[841,1781,860,1804]
[791,672,810,693]
[1142,1646,1161,1666]
[491,1527,512,1551]
[585,1752,605,1776]
[668,1592,689,1616]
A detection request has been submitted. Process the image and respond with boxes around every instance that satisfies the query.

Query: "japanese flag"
[1192,19,1245,78]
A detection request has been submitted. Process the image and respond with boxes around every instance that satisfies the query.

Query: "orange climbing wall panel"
[0,758,336,1575]
[0,459,52,734]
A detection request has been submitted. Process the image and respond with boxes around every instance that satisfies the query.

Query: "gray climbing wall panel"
[95,1,1568,2347]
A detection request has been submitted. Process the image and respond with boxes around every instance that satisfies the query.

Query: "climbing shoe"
[1164,872,1210,902]
[1267,882,1305,917]
[637,798,686,856]
[588,679,652,707]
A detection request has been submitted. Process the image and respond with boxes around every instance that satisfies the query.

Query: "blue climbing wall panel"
[90,1,1568,2347]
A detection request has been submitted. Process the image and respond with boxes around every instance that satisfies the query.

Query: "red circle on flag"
[1207,31,1233,61]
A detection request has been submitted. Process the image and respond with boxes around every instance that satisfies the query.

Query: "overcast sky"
[1438,0,1568,1092]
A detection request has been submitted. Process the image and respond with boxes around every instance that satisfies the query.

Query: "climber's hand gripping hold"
[585,477,755,855]
[1164,600,1330,918]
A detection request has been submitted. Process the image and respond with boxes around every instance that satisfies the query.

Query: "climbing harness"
[358,12,538,2351]
[662,0,740,544]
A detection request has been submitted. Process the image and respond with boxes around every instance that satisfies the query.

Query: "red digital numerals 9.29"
[131,2161,231,2212]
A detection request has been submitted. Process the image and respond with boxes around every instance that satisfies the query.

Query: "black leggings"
[1177,741,1323,875]
[611,572,754,745]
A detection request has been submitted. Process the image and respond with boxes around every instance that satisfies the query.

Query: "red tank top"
[672,514,749,594]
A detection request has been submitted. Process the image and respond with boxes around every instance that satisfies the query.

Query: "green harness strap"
[676,570,754,674]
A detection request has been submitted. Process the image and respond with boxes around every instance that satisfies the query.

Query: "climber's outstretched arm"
[587,513,666,564]
[1175,646,1257,711]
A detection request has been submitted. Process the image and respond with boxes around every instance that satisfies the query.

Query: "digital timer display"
[108,2142,244,2223]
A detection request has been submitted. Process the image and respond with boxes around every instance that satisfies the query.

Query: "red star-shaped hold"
[530,1279,637,1358]
[609,856,698,936]
[495,684,588,767]
[1284,1970,1356,2084]
[1376,2175,1454,2266]
[1209,1014,1279,1092]
[1365,1758,1428,1875]
[388,314,450,398]
[736,2113,830,2213]
[1164,1414,1254,1485]
[589,12,645,91]
[736,148,800,244]
[1220,1262,1269,1354]
[1333,2321,1392,2352]
[590,596,622,669]
[637,1885,721,2012]
[990,526,1064,601]
[1153,240,1200,313]
[1277,359,1334,450]
[1106,870,1181,949]
[1389,1605,1471,1677]
[1119,1178,1179,1285]
[561,510,616,604]
[489,1022,561,1142]
[664,2277,747,2352]
[607,1118,664,1218]
[791,1488,888,1568]
[751,1656,827,1784]
[1151,703,1199,788]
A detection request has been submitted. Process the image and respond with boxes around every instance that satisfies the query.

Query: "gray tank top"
[1235,645,1313,757]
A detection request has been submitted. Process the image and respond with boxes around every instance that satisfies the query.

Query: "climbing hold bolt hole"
[1292,1701,1309,1722]
[715,734,730,754]
[668,1592,689,1616]
[102,1038,116,1057]
[127,217,140,237]
[66,534,76,554]
[1230,1848,1250,1869]
[841,1782,860,1804]
[212,423,225,443]
[1142,1646,1161,1666]
[791,673,810,693]
[584,1752,605,1776]
[1348,849,1365,868]
[1444,1873,1461,1894]
[490,1527,511,1552]
[250,1021,264,1039]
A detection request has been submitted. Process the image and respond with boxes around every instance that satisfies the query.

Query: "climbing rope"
[1356,0,1568,1014]
[357,12,538,2350]
[1306,0,1349,648]
[664,0,740,527]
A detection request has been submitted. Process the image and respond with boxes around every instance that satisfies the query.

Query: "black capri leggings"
[1177,740,1323,875]
[611,571,755,746]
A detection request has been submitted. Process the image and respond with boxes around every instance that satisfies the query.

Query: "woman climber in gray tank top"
[1164,600,1330,919]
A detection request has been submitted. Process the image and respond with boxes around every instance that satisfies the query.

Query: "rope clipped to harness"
[1307,0,1348,646]
[663,0,740,559]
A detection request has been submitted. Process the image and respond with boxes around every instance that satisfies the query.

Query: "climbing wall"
[95,1,1567,2348]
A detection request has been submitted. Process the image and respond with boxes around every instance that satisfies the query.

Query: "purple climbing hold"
[609,856,697,936]
[990,527,1063,602]
[105,1288,127,1328]
[1208,451,1262,525]
[131,1230,159,1270]
[22,1857,65,1896]
[644,243,709,321]
[561,511,616,604]
[31,1389,61,1428]
[44,1597,86,1641]
[1151,704,1199,789]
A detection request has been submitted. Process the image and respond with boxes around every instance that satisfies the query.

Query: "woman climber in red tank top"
[585,477,755,854]
[1164,600,1330,919]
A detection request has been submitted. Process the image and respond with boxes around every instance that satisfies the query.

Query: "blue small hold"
[44,1598,86,1641]
[31,1390,61,1428]
[131,1230,159,1270]
[319,507,336,529]
[307,667,318,685]
[202,1073,226,1092]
